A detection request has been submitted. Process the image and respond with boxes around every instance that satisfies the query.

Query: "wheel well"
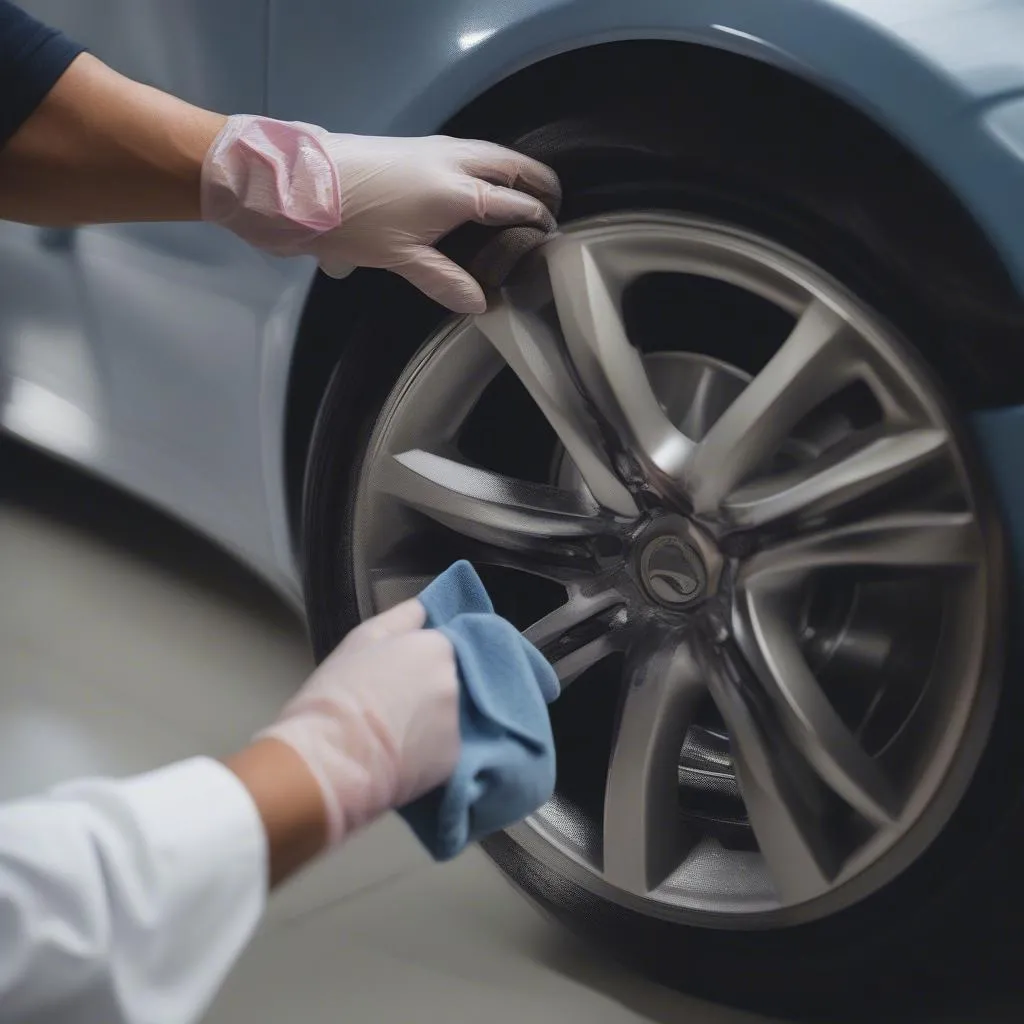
[283,39,1022,549]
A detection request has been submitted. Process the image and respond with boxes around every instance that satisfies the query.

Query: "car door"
[7,1,304,585]
[0,0,98,462]
[0,215,100,462]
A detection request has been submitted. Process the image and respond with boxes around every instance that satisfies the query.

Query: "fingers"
[459,143,562,217]
[371,598,427,635]
[470,181,557,233]
[318,256,356,280]
[392,247,487,314]
[403,626,456,668]
[344,598,426,651]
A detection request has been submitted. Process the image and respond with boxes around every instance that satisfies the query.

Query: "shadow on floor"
[1,438,300,635]
[539,923,1024,1024]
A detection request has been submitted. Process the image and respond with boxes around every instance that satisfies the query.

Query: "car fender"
[269,0,1024,290]
[263,0,1024,596]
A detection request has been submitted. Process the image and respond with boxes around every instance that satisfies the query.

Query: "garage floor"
[1,441,1018,1024]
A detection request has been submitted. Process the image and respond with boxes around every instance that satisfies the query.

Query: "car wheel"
[302,112,1024,1014]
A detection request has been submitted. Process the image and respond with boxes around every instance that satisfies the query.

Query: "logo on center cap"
[640,536,706,607]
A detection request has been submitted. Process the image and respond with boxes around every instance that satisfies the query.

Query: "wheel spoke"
[367,524,592,589]
[524,589,625,685]
[687,300,857,514]
[671,358,750,443]
[602,634,706,895]
[737,594,900,824]
[543,235,695,494]
[741,511,980,584]
[367,567,439,610]
[377,449,615,555]
[702,642,840,904]
[555,636,621,686]
[474,305,637,515]
[723,428,948,529]
[457,541,596,584]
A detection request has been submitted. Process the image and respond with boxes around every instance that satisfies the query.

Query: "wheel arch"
[280,26,1024,552]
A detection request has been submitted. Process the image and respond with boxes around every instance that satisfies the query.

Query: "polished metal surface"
[354,213,1002,924]
[639,536,706,606]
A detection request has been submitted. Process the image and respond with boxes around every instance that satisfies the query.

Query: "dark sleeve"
[0,0,85,148]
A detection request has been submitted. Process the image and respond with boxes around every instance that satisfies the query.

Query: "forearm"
[0,759,266,1022]
[224,738,329,888]
[0,52,226,226]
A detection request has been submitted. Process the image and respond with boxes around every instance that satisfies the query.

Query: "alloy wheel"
[351,213,1001,924]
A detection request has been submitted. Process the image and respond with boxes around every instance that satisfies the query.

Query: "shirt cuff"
[81,754,267,885]
[53,755,270,944]
[0,757,268,1022]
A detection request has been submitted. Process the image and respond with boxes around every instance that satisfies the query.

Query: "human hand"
[201,115,561,313]
[255,599,460,847]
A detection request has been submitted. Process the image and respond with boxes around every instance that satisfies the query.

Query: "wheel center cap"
[639,534,708,607]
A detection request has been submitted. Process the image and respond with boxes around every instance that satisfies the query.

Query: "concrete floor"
[2,440,1019,1024]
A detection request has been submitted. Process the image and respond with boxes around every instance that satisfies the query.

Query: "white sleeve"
[0,756,267,1024]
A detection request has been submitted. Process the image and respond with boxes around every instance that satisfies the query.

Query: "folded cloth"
[398,561,559,861]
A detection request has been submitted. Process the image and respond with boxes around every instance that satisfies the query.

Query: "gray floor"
[1,442,1018,1024]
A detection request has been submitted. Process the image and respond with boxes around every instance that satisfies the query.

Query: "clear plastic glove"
[201,115,561,313]
[256,599,459,846]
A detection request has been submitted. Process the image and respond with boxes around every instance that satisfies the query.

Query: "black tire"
[302,100,1024,1016]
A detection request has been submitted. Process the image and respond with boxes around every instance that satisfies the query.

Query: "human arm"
[0,0,224,226]
[0,598,458,1023]
[0,50,226,226]
[0,747,329,1023]
[0,757,267,1023]
[0,0,560,312]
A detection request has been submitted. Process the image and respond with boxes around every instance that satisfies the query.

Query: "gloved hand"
[256,598,460,846]
[201,115,561,313]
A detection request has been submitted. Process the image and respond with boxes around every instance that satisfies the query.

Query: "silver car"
[5,0,1024,1014]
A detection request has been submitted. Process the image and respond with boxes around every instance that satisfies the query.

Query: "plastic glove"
[201,115,561,313]
[256,599,460,846]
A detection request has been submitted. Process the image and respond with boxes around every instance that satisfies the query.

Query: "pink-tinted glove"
[201,115,561,314]
[257,599,459,846]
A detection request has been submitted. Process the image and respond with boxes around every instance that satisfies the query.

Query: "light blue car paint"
[3,0,1024,607]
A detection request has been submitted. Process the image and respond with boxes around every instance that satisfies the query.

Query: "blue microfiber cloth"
[398,560,559,861]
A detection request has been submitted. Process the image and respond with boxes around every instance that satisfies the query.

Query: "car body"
[5,0,1024,1011]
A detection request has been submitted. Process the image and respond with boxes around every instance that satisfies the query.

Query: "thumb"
[344,598,426,652]
[371,598,427,635]
[317,254,356,280]
[392,247,487,315]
